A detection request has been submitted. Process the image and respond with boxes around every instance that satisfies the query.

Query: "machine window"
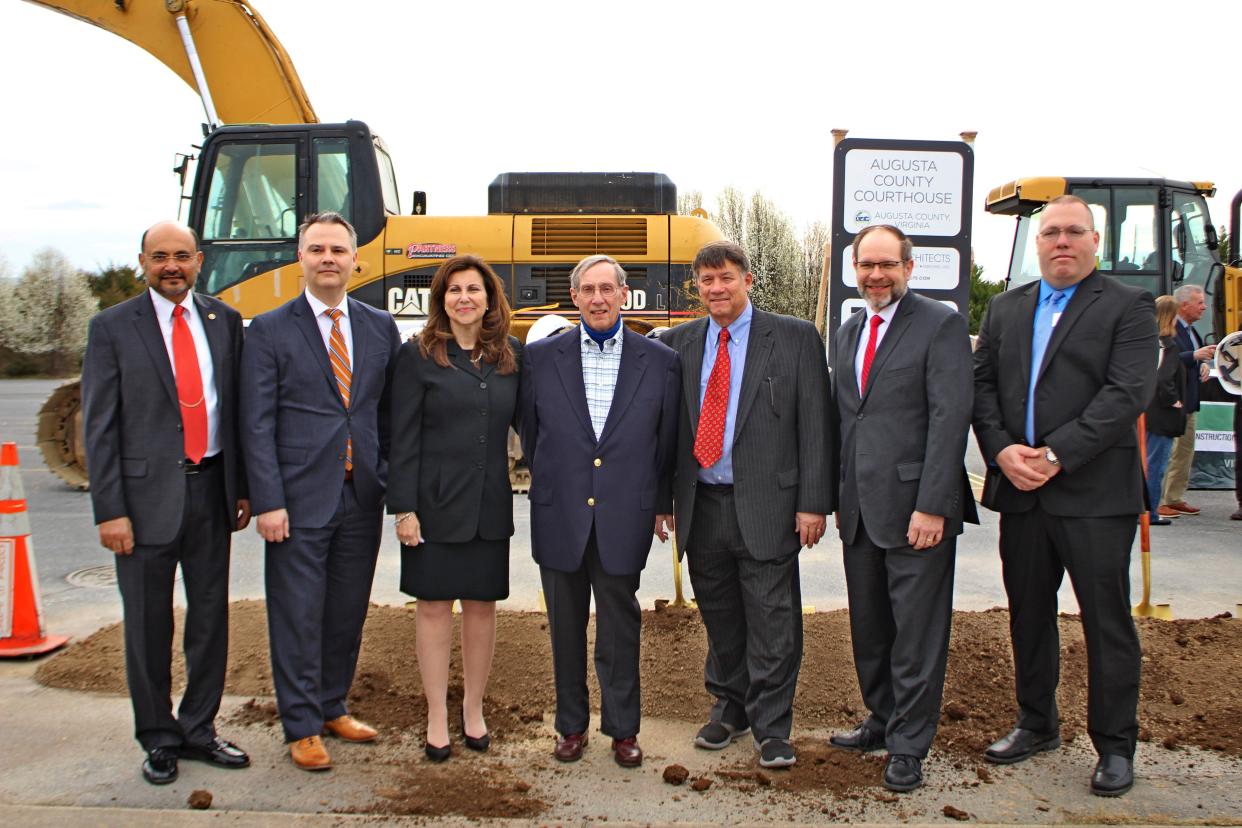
[314,137,352,221]
[202,142,297,241]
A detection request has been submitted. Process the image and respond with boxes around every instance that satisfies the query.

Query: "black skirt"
[399,535,510,601]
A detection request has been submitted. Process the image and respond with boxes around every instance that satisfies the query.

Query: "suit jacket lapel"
[554,329,596,440]
[447,340,494,380]
[194,294,228,395]
[598,328,647,448]
[1037,271,1101,384]
[1015,282,1040,383]
[131,293,178,408]
[859,297,917,406]
[346,299,369,408]
[733,309,773,437]
[835,310,865,404]
[678,318,709,432]
[292,294,340,406]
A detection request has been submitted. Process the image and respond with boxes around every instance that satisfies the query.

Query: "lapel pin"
[207,313,217,320]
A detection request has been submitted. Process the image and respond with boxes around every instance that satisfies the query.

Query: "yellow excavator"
[26,0,725,489]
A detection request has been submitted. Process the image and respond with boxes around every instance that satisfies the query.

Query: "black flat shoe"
[142,747,179,785]
[984,727,1061,764]
[180,736,250,769]
[461,712,490,752]
[424,742,451,762]
[829,722,885,752]
[883,754,923,792]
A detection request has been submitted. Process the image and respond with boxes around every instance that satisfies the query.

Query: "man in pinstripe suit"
[660,240,833,769]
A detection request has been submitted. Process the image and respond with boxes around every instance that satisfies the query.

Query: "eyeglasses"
[1037,226,1091,241]
[854,260,905,274]
[575,284,619,298]
[146,252,197,264]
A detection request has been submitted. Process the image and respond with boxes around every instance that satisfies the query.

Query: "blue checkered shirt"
[580,325,623,441]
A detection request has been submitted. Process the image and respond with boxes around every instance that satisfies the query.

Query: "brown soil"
[34,599,1242,818]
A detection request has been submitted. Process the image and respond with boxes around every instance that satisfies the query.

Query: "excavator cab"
[187,120,399,298]
[986,177,1223,344]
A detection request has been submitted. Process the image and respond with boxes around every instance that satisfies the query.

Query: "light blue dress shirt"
[1025,279,1078,446]
[697,301,753,484]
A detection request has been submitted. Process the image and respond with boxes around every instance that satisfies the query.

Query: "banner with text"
[830,138,973,353]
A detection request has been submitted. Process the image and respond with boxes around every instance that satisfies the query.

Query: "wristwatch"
[1044,448,1059,466]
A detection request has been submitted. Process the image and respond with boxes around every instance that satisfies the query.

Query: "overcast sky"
[2,0,1240,288]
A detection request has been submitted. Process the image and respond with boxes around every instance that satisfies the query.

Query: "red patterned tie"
[693,327,731,468]
[172,304,207,463]
[860,314,883,394]
[325,308,353,472]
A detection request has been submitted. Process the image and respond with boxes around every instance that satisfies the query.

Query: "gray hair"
[1173,283,1205,303]
[569,254,626,290]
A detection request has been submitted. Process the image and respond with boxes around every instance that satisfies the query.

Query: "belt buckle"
[184,459,200,475]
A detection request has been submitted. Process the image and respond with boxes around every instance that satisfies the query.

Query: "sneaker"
[756,737,797,768]
[1167,501,1200,515]
[1156,505,1181,519]
[694,720,750,750]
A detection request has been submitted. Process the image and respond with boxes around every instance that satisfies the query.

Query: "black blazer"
[1173,321,1204,412]
[973,271,1157,517]
[83,290,246,546]
[1145,335,1187,438]
[387,337,523,543]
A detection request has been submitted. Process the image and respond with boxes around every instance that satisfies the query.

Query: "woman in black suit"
[388,255,521,761]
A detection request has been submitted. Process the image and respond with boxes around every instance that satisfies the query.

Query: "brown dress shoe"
[612,736,643,768]
[554,731,588,762]
[323,715,378,742]
[290,735,332,771]
[1156,505,1181,518]
[1167,501,1200,515]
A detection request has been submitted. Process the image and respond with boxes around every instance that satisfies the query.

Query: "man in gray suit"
[83,221,251,785]
[520,255,681,768]
[241,212,401,772]
[661,241,833,769]
[828,224,976,792]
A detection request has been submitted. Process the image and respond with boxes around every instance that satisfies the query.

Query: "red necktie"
[694,327,731,468]
[172,304,207,463]
[859,314,883,394]
[325,308,353,472]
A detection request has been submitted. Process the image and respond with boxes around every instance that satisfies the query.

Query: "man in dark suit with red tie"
[973,195,1156,797]
[84,221,251,785]
[241,212,401,771]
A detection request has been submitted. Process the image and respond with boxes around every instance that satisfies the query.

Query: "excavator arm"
[22,0,316,125]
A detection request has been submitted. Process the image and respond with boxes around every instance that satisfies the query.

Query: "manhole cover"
[66,565,117,588]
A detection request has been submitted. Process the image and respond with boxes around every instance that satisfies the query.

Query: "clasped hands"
[996,444,1062,492]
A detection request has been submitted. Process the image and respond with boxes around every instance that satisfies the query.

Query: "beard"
[857,279,908,312]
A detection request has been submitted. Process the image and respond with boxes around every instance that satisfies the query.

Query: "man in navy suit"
[84,221,251,785]
[241,212,401,771]
[1158,284,1216,518]
[519,254,681,769]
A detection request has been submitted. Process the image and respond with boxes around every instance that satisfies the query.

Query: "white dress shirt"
[854,298,902,391]
[148,288,220,457]
[304,289,354,370]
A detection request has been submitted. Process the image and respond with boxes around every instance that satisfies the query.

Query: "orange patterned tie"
[325,308,352,472]
[694,327,730,468]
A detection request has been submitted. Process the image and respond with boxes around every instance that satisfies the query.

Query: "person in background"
[1144,295,1187,526]
[1158,285,1215,518]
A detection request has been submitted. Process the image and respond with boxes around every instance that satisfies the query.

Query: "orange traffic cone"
[0,442,69,657]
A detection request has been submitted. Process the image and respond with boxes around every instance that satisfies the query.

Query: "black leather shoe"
[180,736,250,769]
[883,754,923,792]
[142,747,179,785]
[424,742,451,762]
[461,714,490,752]
[984,727,1061,764]
[829,722,885,752]
[1091,754,1134,797]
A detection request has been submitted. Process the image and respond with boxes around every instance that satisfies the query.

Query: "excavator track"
[36,378,89,490]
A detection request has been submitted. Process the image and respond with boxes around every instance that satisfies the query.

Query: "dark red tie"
[860,314,883,394]
[694,327,731,468]
[172,304,207,463]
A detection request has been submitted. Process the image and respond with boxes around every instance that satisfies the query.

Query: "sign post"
[829,138,974,349]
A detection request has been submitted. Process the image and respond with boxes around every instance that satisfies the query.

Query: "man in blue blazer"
[519,254,681,769]
[1158,284,1216,517]
[240,212,401,772]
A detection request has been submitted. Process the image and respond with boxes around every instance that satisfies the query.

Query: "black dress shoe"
[461,714,490,752]
[829,722,885,752]
[984,727,1061,764]
[424,742,451,762]
[180,737,250,769]
[1091,754,1134,797]
[142,747,179,785]
[883,754,923,792]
